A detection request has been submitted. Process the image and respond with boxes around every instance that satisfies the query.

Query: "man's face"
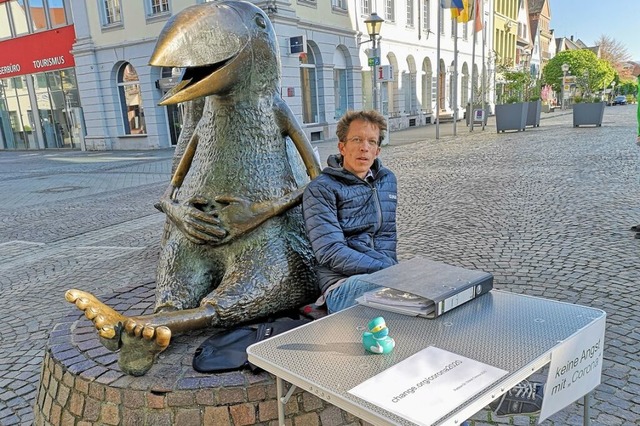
[338,119,381,179]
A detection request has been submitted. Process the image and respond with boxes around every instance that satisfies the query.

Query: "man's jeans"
[325,275,382,313]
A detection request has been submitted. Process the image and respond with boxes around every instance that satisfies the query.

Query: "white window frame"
[385,0,395,22]
[406,0,414,27]
[361,0,370,16]
[145,0,170,17]
[117,63,146,135]
[331,0,347,10]
[300,49,319,125]
[99,0,122,27]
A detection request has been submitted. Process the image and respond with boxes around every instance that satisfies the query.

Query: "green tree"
[542,50,615,97]
[500,69,540,103]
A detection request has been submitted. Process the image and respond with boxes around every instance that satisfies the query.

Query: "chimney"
[570,35,574,41]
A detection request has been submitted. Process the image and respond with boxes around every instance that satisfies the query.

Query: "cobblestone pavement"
[0,107,639,425]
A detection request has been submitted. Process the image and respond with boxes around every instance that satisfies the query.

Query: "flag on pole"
[454,0,473,23]
[440,0,463,8]
[474,0,484,32]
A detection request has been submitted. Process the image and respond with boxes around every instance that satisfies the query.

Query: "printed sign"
[349,346,508,426]
[539,314,606,423]
[0,25,76,78]
[376,65,394,82]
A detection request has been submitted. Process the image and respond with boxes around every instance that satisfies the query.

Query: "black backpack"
[193,317,311,373]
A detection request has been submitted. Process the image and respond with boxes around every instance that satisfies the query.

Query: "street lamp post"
[522,48,531,100]
[365,13,384,112]
[582,70,590,99]
[611,81,616,103]
[448,64,457,135]
[561,63,569,110]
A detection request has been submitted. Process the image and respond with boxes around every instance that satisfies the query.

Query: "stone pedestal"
[34,283,363,425]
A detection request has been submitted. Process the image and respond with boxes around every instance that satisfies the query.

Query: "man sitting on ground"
[303,110,398,313]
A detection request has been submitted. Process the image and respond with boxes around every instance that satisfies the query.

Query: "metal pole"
[470,12,477,132]
[481,6,487,131]
[436,4,441,139]
[562,71,566,110]
[372,37,378,111]
[583,392,591,426]
[453,22,458,136]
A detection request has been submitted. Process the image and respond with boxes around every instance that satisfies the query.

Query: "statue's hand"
[158,196,227,245]
[214,194,275,239]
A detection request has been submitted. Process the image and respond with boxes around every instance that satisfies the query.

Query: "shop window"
[26,0,47,31]
[0,3,11,40]
[299,49,319,124]
[7,0,68,34]
[117,63,146,135]
[11,77,24,90]
[99,0,122,27]
[36,74,47,88]
[48,0,68,27]
[13,0,30,35]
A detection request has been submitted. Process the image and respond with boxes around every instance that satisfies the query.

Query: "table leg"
[583,392,591,426]
[276,377,285,426]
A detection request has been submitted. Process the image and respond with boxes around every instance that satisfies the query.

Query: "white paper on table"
[349,346,508,426]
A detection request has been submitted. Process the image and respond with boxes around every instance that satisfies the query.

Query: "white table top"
[248,290,605,425]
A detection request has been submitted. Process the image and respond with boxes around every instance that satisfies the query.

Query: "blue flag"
[440,0,463,8]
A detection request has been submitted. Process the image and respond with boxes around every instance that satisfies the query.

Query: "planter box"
[526,100,541,127]
[495,102,528,133]
[572,102,605,127]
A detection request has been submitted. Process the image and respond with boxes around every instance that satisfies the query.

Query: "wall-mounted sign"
[0,25,76,78]
[289,35,307,55]
[376,65,395,82]
[156,77,180,91]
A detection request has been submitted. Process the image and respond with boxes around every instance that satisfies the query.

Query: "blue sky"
[549,0,640,61]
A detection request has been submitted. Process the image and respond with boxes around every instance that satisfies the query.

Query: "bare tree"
[595,35,633,79]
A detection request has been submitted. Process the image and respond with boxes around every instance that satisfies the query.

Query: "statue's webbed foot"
[65,289,125,351]
[119,319,171,376]
[65,289,172,375]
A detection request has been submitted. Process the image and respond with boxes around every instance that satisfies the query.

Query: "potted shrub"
[572,96,605,127]
[526,96,542,128]
[495,96,528,133]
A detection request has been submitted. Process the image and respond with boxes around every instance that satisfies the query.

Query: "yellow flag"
[455,0,473,23]
[450,3,461,19]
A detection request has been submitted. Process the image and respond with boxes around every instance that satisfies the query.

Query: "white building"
[68,0,495,150]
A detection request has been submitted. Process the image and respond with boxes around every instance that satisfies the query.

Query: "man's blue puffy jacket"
[302,154,398,295]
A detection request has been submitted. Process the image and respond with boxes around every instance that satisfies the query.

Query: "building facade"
[2,0,499,150]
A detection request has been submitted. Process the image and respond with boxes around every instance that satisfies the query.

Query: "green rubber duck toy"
[362,317,395,354]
